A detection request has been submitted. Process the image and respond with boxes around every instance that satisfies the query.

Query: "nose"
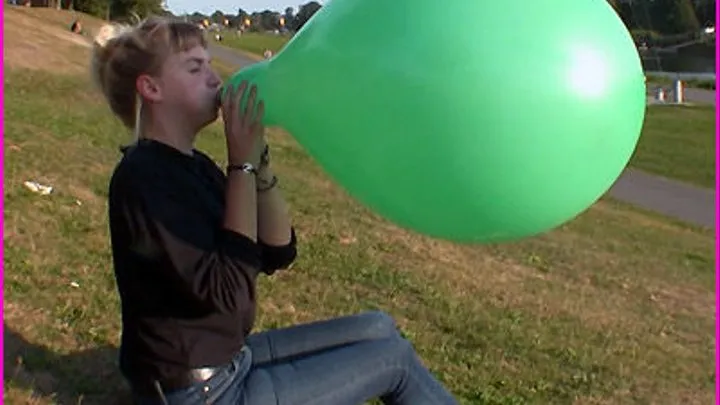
[208,69,222,88]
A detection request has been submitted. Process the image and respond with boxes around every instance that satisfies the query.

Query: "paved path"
[606,169,714,228]
[210,44,258,68]
[683,88,715,105]
[210,44,715,229]
[647,85,715,105]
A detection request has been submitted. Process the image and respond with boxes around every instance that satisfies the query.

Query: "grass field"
[3,7,715,405]
[218,32,291,57]
[630,105,715,188]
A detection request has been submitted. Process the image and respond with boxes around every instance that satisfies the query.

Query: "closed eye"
[186,56,210,74]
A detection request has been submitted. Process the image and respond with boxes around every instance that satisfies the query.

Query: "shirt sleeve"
[115,169,261,315]
[258,228,298,274]
[183,149,298,275]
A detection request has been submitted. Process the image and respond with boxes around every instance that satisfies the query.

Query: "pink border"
[1,1,5,403]
[0,5,714,405]
[716,0,720,402]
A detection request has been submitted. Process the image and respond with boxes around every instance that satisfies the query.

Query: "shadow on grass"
[4,323,133,405]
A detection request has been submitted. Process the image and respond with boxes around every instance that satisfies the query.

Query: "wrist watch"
[227,162,257,175]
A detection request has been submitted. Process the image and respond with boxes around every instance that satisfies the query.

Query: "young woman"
[92,16,458,405]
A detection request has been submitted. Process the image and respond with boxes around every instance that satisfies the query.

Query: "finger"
[252,100,265,132]
[235,80,248,99]
[233,81,248,120]
[251,100,265,136]
[220,90,230,120]
[255,100,265,124]
[243,84,258,123]
[222,84,237,117]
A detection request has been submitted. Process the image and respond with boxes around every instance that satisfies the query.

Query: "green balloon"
[225,0,646,243]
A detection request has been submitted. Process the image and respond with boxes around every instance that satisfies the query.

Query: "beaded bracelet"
[257,175,278,192]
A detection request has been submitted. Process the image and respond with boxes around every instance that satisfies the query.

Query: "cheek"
[168,78,205,107]
[188,77,212,101]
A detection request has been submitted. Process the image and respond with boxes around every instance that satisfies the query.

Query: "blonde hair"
[90,16,207,137]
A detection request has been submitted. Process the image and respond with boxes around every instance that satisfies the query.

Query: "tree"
[609,0,702,36]
[257,9,282,30]
[247,12,262,31]
[189,12,207,24]
[231,8,249,28]
[211,9,225,24]
[111,0,165,21]
[646,0,701,34]
[693,0,716,26]
[294,1,321,31]
[283,7,295,30]
[607,0,626,25]
[72,0,110,19]
[607,0,636,29]
[71,0,165,20]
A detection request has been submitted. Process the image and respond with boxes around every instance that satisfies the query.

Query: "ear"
[136,74,163,103]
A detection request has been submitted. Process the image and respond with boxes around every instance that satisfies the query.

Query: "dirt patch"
[4,6,95,74]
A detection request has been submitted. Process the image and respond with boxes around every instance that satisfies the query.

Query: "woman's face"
[152,45,223,130]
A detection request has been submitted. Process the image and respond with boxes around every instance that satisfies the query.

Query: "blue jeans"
[132,311,458,405]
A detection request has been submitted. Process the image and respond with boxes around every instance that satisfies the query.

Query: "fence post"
[674,80,684,104]
[655,87,665,103]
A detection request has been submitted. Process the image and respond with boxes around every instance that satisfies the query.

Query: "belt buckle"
[190,367,217,382]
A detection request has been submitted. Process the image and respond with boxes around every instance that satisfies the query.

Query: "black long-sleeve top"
[107,139,297,385]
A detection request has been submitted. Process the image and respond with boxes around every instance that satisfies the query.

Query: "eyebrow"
[185,57,211,65]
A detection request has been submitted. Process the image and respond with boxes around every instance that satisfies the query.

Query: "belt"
[131,367,223,397]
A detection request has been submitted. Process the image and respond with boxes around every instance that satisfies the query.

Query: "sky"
[166,0,323,16]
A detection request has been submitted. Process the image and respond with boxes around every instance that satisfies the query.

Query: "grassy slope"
[630,105,715,188]
[3,7,715,405]
[219,32,290,57]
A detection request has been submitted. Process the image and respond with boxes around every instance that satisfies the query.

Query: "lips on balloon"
[224,0,647,243]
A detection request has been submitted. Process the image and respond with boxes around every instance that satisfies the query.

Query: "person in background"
[70,19,83,34]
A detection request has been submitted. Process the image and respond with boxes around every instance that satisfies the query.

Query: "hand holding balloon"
[224,0,647,243]
[221,81,265,167]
